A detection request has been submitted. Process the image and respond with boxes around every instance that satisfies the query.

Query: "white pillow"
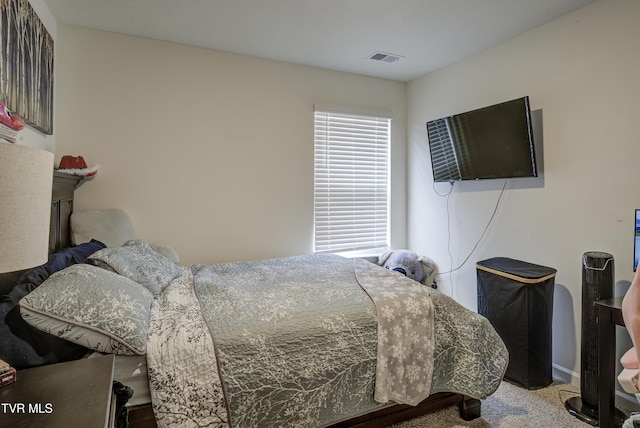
[71,209,138,247]
[71,209,180,263]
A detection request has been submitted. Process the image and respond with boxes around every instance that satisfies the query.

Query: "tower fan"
[565,252,624,425]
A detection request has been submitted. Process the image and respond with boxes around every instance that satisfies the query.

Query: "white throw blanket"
[354,258,435,406]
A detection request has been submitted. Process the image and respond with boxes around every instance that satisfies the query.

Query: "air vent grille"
[368,52,403,63]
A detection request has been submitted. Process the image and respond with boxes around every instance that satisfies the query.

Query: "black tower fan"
[565,252,623,425]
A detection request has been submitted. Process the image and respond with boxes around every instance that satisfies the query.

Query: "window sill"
[324,248,388,262]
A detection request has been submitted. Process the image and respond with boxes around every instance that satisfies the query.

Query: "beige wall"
[407,0,640,392]
[55,26,407,264]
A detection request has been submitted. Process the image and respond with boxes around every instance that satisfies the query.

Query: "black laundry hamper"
[476,257,557,389]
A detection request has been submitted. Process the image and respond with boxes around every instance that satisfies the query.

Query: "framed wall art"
[0,0,54,135]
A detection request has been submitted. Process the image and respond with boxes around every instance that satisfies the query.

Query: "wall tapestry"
[0,0,54,135]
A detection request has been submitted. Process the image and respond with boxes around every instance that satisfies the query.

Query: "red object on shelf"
[57,155,100,176]
[59,155,88,170]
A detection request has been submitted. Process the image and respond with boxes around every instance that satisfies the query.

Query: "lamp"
[0,143,53,273]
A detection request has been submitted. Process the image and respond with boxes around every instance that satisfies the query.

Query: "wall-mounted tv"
[426,96,537,183]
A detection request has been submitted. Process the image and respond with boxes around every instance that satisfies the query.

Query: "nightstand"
[0,354,116,428]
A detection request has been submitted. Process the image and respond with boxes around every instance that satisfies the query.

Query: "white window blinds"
[314,109,390,254]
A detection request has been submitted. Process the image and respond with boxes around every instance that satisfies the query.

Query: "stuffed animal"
[377,249,437,288]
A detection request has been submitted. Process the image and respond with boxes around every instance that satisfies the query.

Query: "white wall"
[407,0,640,394]
[54,26,407,264]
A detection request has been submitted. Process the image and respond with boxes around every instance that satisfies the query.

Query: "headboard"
[0,172,87,293]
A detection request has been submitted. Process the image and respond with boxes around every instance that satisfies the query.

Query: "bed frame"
[329,393,480,427]
[12,172,482,428]
[124,392,480,428]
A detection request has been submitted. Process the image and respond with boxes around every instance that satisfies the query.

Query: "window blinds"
[314,109,390,254]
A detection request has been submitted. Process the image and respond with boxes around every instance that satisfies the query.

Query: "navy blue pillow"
[0,240,106,369]
[14,239,107,288]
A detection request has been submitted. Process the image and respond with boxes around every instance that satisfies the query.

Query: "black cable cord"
[557,388,579,404]
[430,181,454,293]
[432,181,454,197]
[434,179,508,281]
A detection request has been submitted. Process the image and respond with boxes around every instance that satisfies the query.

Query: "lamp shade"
[0,143,53,273]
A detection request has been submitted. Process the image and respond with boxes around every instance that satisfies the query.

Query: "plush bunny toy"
[377,249,437,288]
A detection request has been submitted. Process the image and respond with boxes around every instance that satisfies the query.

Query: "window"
[313,108,390,254]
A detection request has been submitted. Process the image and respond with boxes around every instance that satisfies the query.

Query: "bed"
[144,254,508,427]
[0,177,508,428]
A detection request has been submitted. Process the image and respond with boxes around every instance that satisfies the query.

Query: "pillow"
[14,239,107,289]
[71,209,138,247]
[19,264,154,355]
[0,240,107,369]
[89,240,181,297]
[70,208,181,263]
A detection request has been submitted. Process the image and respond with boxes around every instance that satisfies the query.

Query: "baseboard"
[552,363,579,386]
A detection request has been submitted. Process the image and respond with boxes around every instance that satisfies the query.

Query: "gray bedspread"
[146,254,507,428]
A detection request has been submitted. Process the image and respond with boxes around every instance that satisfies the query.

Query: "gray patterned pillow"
[89,239,181,297]
[19,264,154,355]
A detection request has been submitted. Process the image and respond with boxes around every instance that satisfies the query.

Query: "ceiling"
[43,0,596,82]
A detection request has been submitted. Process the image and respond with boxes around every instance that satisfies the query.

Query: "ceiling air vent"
[368,52,403,63]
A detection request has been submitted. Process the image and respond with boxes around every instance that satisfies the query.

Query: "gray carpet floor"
[393,381,604,427]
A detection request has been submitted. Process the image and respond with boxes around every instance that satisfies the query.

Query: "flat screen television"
[426,96,537,183]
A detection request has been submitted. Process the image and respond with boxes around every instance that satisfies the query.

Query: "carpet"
[393,381,605,427]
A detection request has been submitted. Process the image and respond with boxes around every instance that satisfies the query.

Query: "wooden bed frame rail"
[328,393,480,428]
[126,393,480,428]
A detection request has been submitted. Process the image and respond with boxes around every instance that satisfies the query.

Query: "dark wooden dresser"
[0,355,116,428]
